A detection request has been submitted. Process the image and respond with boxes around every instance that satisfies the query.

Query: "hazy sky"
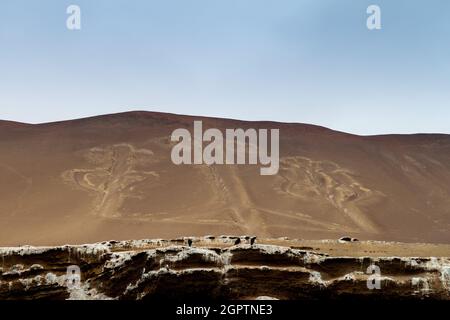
[1,0,449,134]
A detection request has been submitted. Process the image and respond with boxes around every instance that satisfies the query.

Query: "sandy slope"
[0,111,449,246]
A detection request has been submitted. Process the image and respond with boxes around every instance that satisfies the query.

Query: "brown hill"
[0,111,449,246]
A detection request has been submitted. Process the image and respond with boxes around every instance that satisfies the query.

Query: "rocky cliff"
[1,236,450,300]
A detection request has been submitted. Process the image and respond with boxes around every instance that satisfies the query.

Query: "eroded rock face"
[1,237,450,300]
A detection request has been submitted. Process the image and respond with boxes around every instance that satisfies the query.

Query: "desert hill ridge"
[0,111,449,246]
[2,110,448,137]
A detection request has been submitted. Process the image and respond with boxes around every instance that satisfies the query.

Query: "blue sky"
[0,0,449,134]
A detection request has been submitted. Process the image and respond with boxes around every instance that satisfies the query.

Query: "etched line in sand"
[62,144,158,218]
[276,156,383,234]
[200,165,270,237]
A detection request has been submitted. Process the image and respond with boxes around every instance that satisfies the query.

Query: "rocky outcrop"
[1,237,450,300]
